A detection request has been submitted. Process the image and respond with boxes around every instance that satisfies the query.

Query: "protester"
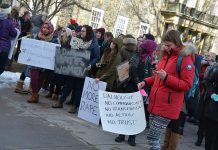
[202,62,218,150]
[52,25,100,114]
[45,27,72,100]
[14,11,31,61]
[14,12,48,94]
[138,30,195,150]
[100,32,114,56]
[115,34,138,146]
[27,22,57,103]
[195,52,217,146]
[95,38,122,91]
[0,4,17,75]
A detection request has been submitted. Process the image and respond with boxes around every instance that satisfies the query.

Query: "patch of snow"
[0,71,30,89]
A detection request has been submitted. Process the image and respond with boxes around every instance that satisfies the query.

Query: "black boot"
[195,136,203,146]
[128,135,136,146]
[115,134,125,142]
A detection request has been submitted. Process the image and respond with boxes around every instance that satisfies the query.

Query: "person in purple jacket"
[0,4,17,75]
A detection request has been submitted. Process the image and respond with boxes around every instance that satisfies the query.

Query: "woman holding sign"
[28,22,57,103]
[138,30,195,150]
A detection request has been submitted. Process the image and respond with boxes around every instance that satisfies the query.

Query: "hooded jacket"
[0,12,17,53]
[144,43,196,119]
[96,38,122,90]
[88,33,100,66]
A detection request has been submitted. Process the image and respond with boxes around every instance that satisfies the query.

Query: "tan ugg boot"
[14,80,29,94]
[52,93,58,100]
[68,105,77,113]
[167,132,180,150]
[161,128,172,150]
[27,93,39,103]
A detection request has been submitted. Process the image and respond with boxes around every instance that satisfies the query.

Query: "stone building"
[58,0,218,54]
[2,0,218,54]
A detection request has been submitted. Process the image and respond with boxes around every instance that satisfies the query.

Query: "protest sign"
[78,77,107,125]
[18,38,60,70]
[99,91,146,135]
[8,28,20,59]
[116,61,129,86]
[54,47,91,78]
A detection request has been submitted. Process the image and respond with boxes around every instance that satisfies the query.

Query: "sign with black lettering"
[98,91,146,135]
[78,77,107,125]
[54,47,90,78]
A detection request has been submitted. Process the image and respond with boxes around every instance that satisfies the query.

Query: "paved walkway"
[0,88,205,150]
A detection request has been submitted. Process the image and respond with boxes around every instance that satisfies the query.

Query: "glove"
[211,94,218,102]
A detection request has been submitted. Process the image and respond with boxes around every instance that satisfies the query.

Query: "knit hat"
[68,23,79,31]
[96,28,105,39]
[40,22,54,35]
[122,35,137,46]
[64,27,72,37]
[0,3,11,14]
[70,18,77,25]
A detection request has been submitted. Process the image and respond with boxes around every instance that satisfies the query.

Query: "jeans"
[0,52,8,75]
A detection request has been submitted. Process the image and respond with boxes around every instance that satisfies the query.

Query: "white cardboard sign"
[78,77,107,125]
[18,38,60,70]
[98,91,146,135]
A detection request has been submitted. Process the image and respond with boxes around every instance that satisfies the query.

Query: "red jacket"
[144,45,195,119]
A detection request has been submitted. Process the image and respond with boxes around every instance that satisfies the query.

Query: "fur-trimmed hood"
[178,42,198,56]
[123,38,137,46]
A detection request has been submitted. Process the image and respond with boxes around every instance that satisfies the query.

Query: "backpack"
[176,55,199,101]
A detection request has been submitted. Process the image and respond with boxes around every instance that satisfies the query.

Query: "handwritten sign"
[116,61,129,86]
[8,28,20,59]
[78,77,107,125]
[18,38,60,70]
[54,47,90,78]
[98,91,146,135]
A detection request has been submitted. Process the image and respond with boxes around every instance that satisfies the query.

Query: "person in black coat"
[203,63,218,150]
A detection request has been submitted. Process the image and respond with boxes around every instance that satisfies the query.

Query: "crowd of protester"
[0,2,218,150]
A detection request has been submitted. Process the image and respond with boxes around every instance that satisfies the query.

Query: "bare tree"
[125,0,164,39]
[17,0,91,20]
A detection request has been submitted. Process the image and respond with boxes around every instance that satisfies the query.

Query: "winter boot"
[195,136,203,146]
[167,132,180,150]
[52,100,63,108]
[14,80,29,94]
[52,93,58,100]
[68,105,77,113]
[27,93,39,103]
[115,134,125,142]
[128,135,136,146]
[161,128,172,150]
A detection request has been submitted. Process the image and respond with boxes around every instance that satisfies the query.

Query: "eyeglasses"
[81,30,86,33]
[61,30,66,32]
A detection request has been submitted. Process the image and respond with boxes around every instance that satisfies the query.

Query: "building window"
[138,22,150,37]
[114,16,129,37]
[186,0,197,8]
[89,7,104,29]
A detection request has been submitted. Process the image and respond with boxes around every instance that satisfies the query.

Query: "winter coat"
[144,44,196,119]
[88,34,100,66]
[19,16,32,36]
[96,53,121,91]
[0,12,17,53]
[204,64,218,122]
